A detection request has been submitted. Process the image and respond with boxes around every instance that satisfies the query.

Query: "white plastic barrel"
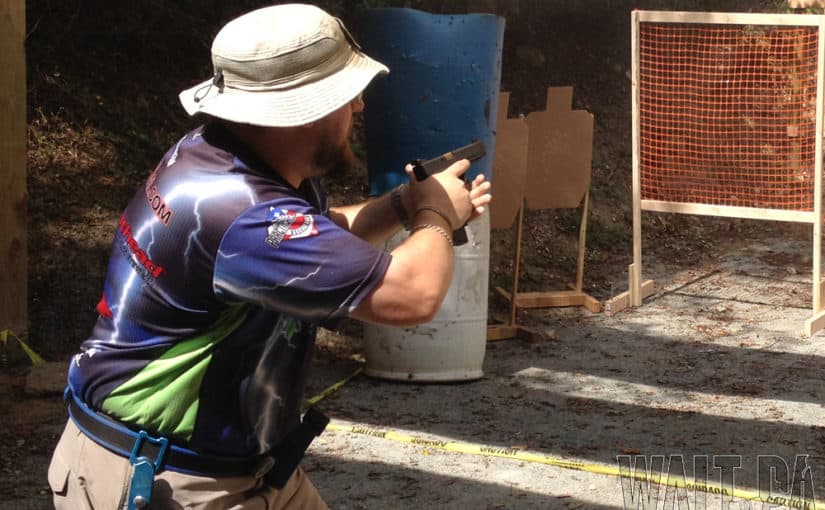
[363,213,490,382]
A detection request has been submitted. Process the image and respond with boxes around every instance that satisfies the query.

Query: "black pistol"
[410,140,486,246]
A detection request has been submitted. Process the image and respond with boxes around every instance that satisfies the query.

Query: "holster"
[264,408,330,489]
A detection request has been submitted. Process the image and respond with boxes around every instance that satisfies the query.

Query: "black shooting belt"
[67,391,328,488]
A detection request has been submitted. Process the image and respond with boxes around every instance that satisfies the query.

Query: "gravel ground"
[304,237,825,509]
[4,236,825,509]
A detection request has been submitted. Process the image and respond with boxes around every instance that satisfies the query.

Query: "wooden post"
[0,1,27,334]
[630,10,643,307]
[813,19,825,315]
[806,16,825,336]
[508,203,525,326]
[605,10,655,315]
[575,191,590,292]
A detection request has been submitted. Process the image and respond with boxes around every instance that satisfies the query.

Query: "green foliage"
[769,0,824,13]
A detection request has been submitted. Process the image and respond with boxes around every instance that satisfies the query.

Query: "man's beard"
[313,133,357,180]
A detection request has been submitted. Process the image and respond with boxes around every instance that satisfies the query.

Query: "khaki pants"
[49,420,329,510]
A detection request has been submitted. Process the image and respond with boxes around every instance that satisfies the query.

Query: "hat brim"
[179,52,389,127]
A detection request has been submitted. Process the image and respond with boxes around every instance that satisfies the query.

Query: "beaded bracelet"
[411,223,453,245]
[414,206,453,230]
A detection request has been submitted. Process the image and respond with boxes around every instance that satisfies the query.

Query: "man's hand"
[350,160,491,326]
[466,172,492,222]
[403,159,491,229]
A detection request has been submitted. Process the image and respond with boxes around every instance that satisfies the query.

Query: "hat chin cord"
[193,71,225,103]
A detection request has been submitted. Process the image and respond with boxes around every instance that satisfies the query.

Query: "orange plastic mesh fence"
[639,22,820,212]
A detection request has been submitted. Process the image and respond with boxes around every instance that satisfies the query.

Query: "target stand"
[487,88,602,342]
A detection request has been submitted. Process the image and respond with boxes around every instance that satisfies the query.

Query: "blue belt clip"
[127,430,169,510]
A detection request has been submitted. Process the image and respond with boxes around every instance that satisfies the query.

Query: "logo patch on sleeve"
[266,207,319,248]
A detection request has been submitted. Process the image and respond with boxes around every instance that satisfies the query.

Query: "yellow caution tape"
[307,367,824,510]
[327,422,824,510]
[1,329,44,366]
[302,366,362,411]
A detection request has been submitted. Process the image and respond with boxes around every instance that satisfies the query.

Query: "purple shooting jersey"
[67,123,391,456]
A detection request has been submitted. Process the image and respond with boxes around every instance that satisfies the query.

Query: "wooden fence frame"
[1,1,28,336]
[609,11,825,336]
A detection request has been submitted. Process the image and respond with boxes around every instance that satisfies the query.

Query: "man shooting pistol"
[49,4,491,510]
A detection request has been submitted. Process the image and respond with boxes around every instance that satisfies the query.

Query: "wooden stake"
[575,191,590,292]
[508,203,525,326]
[0,1,27,334]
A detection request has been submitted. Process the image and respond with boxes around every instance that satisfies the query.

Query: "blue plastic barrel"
[356,8,504,382]
[356,7,505,195]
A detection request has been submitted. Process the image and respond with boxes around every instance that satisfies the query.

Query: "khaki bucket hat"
[179,3,389,127]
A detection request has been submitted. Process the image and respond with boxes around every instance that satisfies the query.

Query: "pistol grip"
[411,161,430,182]
[452,227,468,246]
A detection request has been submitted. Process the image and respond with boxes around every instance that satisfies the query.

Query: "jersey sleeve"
[213,197,391,323]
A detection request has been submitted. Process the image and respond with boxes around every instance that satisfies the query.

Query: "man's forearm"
[349,208,455,326]
[329,186,410,245]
